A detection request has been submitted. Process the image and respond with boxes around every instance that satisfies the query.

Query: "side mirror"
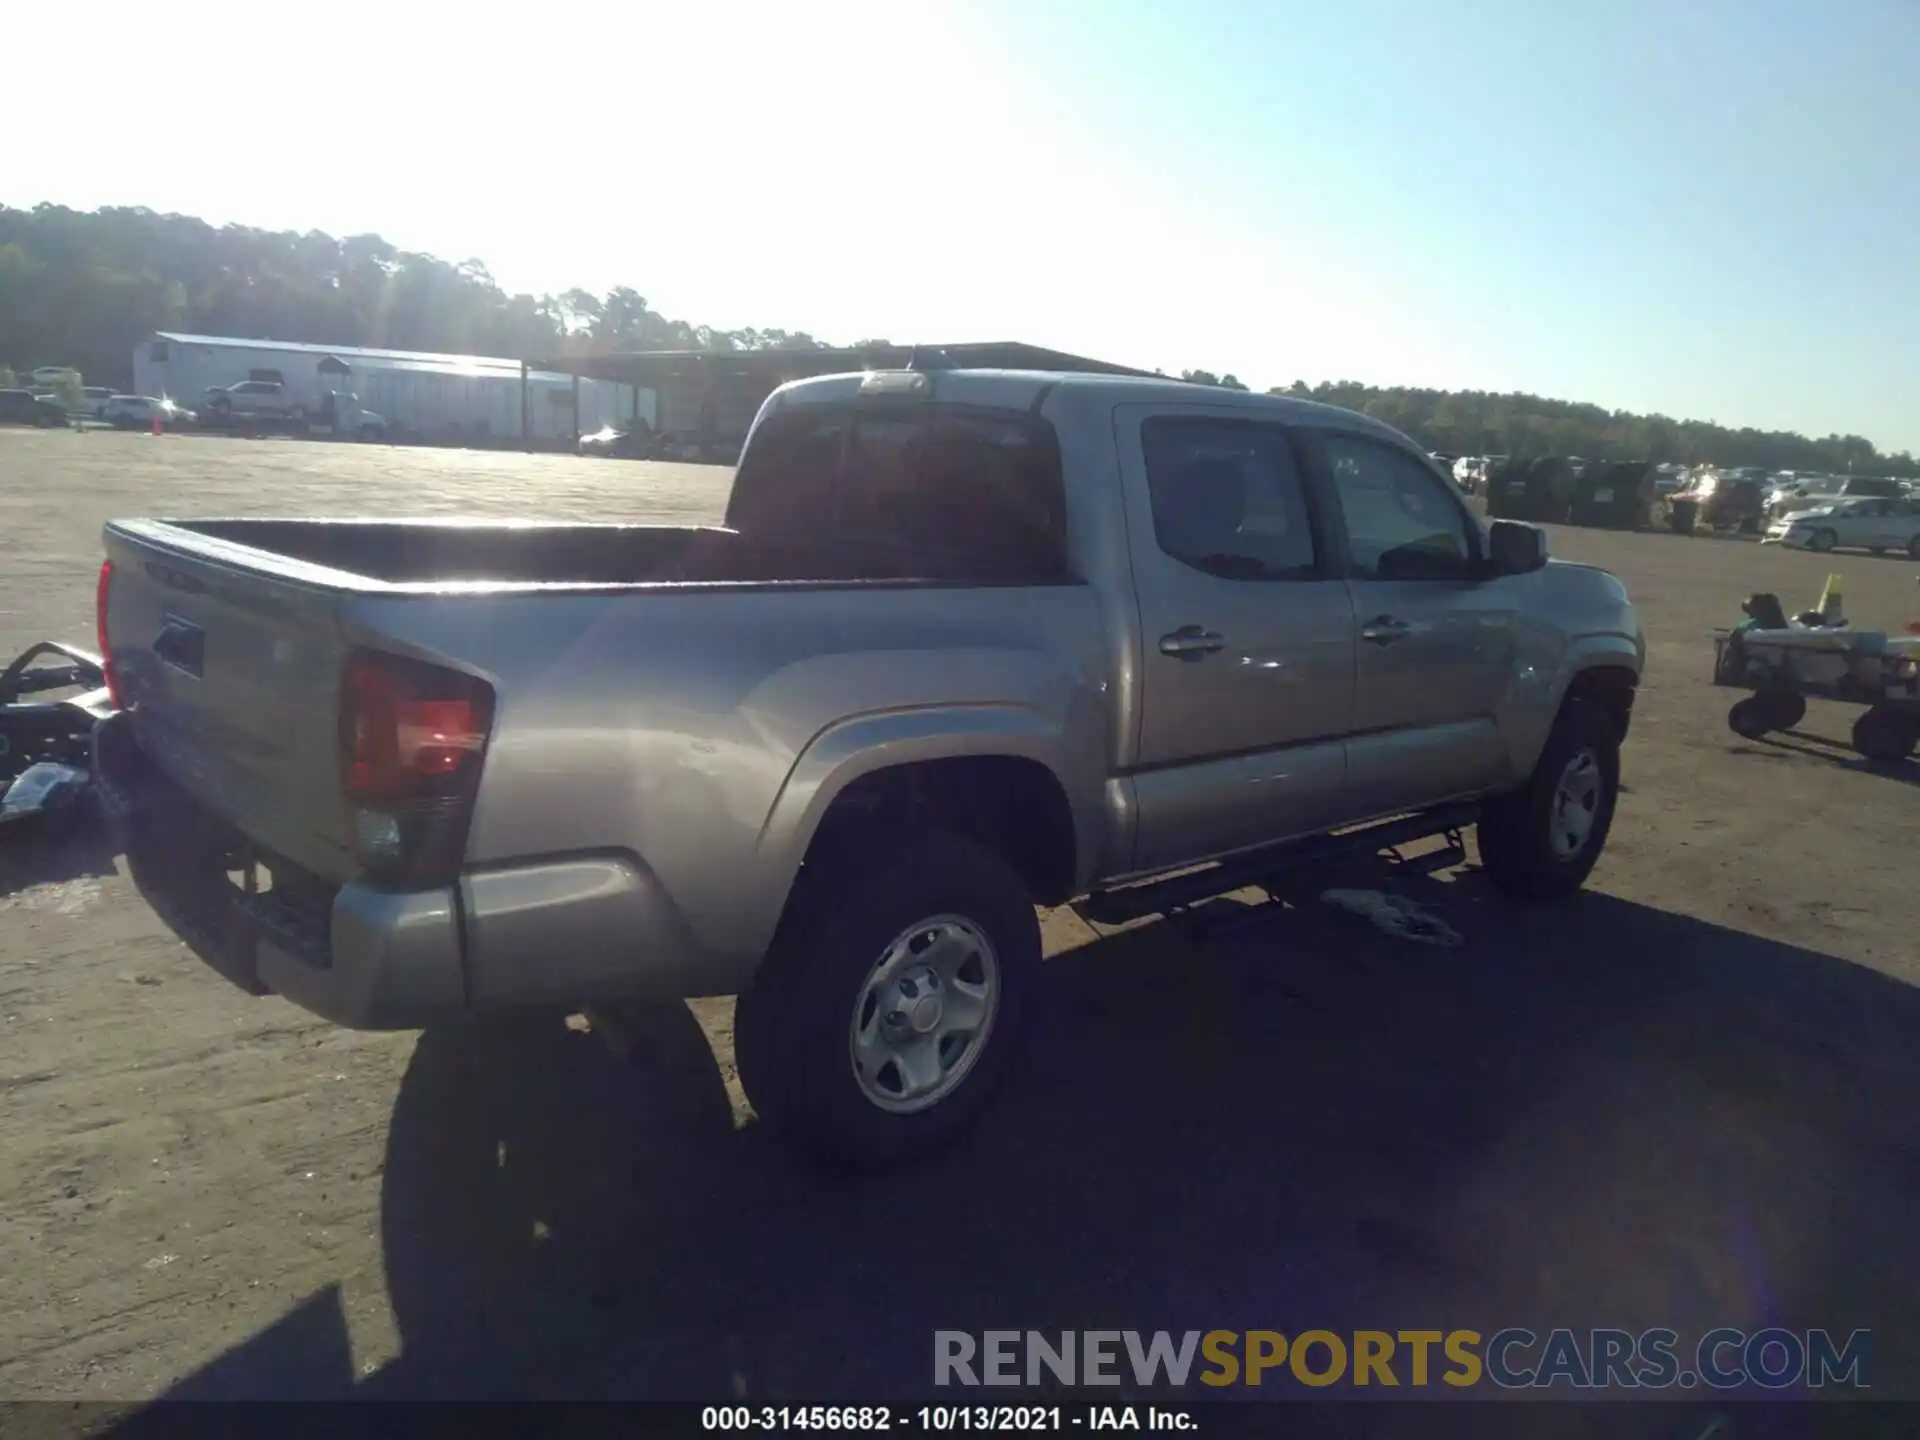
[1486,519,1548,575]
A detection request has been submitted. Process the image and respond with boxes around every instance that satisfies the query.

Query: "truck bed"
[130,517,1065,590]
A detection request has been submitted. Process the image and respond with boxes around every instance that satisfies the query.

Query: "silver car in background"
[1763,496,1920,557]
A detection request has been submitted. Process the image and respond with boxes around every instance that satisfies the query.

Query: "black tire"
[1907,535,1920,561]
[1477,698,1621,901]
[1756,689,1806,731]
[1728,697,1775,739]
[1809,529,1838,553]
[734,827,1038,1171]
[1851,706,1919,763]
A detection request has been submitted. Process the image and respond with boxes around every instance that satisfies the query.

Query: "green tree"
[51,367,83,411]
[1180,368,1248,389]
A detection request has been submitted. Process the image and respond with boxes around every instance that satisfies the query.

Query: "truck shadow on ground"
[117,868,1920,1429]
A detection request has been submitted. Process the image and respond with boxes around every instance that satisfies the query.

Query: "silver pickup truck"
[95,367,1644,1168]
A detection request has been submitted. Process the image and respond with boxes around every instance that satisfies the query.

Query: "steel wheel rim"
[848,914,1000,1114]
[1549,747,1602,860]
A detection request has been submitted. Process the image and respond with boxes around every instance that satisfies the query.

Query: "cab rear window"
[726,404,1070,581]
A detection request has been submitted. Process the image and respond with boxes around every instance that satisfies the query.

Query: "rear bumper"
[94,712,728,1030]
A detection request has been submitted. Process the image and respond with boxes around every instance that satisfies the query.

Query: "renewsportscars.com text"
[934,1328,1870,1391]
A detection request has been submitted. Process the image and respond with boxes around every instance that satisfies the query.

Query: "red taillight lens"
[95,559,122,707]
[340,653,492,802]
[339,651,494,884]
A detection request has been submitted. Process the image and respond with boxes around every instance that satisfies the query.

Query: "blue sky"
[11,0,1918,450]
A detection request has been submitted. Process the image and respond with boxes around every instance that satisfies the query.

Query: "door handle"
[1359,615,1413,645]
[1159,626,1225,660]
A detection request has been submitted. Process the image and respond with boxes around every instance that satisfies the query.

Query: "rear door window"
[1139,416,1321,580]
[727,404,1069,579]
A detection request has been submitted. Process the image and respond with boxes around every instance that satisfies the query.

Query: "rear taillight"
[338,650,494,886]
[95,559,122,708]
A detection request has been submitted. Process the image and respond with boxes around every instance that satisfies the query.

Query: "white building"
[132,332,651,443]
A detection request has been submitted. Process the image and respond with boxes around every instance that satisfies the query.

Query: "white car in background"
[1763,496,1920,557]
[204,379,303,421]
[1768,475,1902,521]
[103,395,194,430]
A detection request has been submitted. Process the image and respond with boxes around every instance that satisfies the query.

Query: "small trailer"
[1713,605,1920,761]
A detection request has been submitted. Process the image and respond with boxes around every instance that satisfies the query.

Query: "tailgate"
[102,522,360,883]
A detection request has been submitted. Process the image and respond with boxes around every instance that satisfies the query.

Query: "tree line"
[1178,371,1913,479]
[0,203,1910,477]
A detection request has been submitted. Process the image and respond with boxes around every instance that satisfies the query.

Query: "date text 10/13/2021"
[703,1407,1190,1431]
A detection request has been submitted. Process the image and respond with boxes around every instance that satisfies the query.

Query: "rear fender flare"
[739,705,1096,956]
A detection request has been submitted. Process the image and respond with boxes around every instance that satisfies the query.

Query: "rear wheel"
[1809,529,1838,553]
[1852,706,1919,763]
[734,827,1038,1170]
[1478,698,1621,901]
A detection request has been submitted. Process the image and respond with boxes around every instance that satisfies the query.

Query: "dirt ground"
[1,428,1916,1413]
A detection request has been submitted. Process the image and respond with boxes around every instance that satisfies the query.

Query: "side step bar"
[1075,802,1480,927]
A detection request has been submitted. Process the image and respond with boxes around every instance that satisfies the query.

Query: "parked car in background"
[1768,475,1903,521]
[652,431,706,461]
[81,386,115,417]
[1763,496,1920,557]
[1669,470,1767,533]
[0,388,71,427]
[104,395,195,430]
[204,379,303,421]
[579,423,653,459]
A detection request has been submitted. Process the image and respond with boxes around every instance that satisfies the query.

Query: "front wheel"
[1808,529,1838,553]
[734,828,1038,1171]
[1477,698,1621,901]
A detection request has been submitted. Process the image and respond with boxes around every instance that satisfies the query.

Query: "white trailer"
[132,332,649,443]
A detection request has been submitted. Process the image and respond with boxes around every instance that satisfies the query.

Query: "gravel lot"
[1,428,1916,1410]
